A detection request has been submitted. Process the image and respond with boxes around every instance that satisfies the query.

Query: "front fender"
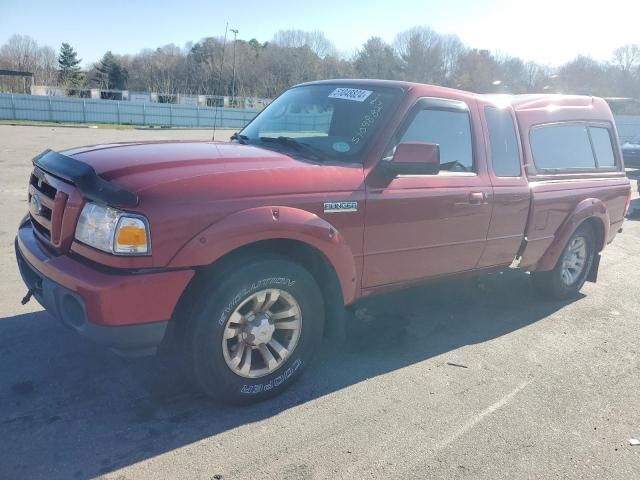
[168,206,358,304]
[535,198,609,271]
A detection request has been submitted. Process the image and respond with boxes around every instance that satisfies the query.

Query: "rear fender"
[168,206,358,304]
[535,198,609,272]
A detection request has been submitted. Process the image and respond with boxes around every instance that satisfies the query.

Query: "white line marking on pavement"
[433,379,533,452]
[335,378,534,479]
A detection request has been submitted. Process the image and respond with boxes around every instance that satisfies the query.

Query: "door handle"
[469,192,487,204]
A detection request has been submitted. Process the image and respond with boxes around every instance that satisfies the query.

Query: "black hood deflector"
[33,149,138,208]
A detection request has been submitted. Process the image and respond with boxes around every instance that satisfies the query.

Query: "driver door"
[362,97,493,288]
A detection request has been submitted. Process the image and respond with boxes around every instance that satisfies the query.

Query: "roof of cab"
[300,80,604,107]
[298,79,613,121]
[481,93,598,110]
[296,78,474,98]
[297,78,420,90]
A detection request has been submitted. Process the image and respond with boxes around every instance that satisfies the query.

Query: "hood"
[65,141,309,186]
[63,141,364,203]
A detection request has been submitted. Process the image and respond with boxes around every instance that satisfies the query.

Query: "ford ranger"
[15,80,632,403]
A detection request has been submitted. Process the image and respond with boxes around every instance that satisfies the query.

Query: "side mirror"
[385,142,440,176]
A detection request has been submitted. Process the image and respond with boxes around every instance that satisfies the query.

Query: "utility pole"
[218,22,228,99]
[213,22,229,141]
[230,28,239,107]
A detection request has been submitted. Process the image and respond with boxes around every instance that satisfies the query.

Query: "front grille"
[28,169,67,246]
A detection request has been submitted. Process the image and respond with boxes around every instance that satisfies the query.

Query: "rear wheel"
[532,224,595,300]
[185,257,324,403]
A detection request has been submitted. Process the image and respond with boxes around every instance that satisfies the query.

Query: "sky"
[1,0,639,67]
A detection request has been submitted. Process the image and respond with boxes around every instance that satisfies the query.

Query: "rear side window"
[589,127,616,167]
[485,106,521,176]
[530,124,596,169]
[531,123,617,170]
[400,109,474,172]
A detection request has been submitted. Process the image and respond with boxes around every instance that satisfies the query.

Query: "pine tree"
[57,43,82,87]
[94,51,128,90]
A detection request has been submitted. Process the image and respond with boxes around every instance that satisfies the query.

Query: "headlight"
[75,202,151,255]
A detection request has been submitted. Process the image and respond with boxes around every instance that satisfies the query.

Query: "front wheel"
[185,257,324,404]
[532,223,596,300]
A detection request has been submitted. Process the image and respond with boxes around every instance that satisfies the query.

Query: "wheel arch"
[171,237,346,343]
[167,206,356,340]
[534,198,609,272]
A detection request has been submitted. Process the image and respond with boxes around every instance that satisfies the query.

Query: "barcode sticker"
[328,88,373,102]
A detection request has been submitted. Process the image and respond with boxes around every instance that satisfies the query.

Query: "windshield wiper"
[259,136,325,162]
[230,132,249,144]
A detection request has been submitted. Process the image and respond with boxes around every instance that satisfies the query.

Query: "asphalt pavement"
[1,125,639,480]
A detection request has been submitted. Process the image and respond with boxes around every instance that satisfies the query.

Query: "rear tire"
[185,256,324,404]
[532,223,595,300]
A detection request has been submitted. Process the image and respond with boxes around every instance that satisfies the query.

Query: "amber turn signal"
[114,216,150,254]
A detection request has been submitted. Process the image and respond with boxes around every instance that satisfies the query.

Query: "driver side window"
[399,108,474,172]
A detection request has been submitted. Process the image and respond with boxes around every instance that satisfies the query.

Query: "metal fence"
[0,93,260,128]
[263,111,332,132]
[2,93,640,140]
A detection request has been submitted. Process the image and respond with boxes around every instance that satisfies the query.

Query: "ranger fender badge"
[324,201,358,213]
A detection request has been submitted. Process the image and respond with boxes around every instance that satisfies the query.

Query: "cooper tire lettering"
[239,358,303,394]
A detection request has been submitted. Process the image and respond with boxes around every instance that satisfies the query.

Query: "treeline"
[1,28,639,105]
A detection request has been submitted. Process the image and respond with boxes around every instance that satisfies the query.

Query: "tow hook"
[21,288,34,305]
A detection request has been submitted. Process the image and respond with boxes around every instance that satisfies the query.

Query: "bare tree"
[612,44,640,73]
[558,55,614,96]
[610,44,640,98]
[452,49,501,92]
[0,34,60,91]
[34,45,58,87]
[354,37,401,79]
[272,30,336,58]
[394,26,444,84]
[1,27,639,101]
[440,34,466,85]
[524,61,550,91]
[0,34,39,71]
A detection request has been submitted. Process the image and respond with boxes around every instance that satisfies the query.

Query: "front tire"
[186,257,324,404]
[532,223,596,300]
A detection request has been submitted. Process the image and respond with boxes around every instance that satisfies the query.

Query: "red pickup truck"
[15,80,631,403]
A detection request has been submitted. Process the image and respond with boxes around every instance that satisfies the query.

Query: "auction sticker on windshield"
[329,88,372,102]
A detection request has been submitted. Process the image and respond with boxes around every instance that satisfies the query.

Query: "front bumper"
[15,219,194,355]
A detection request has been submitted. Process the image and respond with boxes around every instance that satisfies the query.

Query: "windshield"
[239,84,402,162]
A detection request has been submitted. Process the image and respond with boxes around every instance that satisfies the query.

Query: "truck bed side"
[520,177,629,269]
[502,95,631,270]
